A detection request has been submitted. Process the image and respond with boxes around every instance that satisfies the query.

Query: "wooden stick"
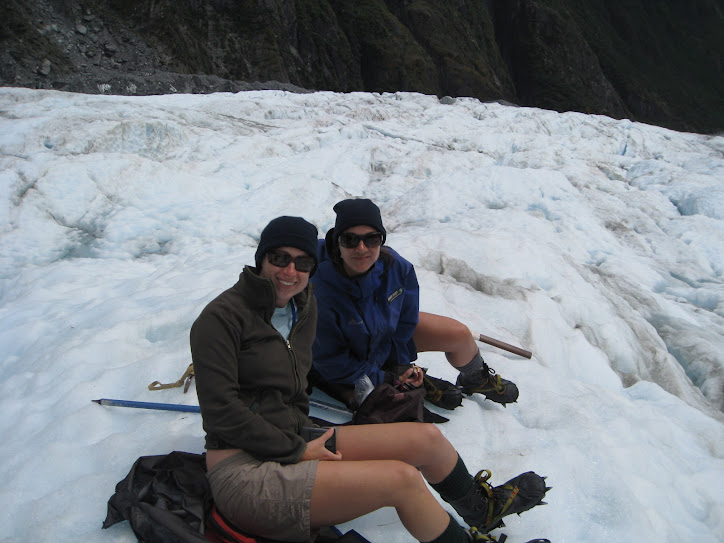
[474,333,532,359]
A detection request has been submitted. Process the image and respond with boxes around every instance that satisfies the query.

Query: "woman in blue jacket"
[311,198,518,411]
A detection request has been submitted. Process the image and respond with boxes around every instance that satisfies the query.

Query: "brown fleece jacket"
[190,265,317,464]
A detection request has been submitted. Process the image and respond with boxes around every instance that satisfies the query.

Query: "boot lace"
[483,364,506,394]
[468,526,507,542]
[473,470,519,530]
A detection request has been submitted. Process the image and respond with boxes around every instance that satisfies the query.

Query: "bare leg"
[310,423,461,541]
[310,460,451,541]
[413,312,478,367]
[336,422,458,482]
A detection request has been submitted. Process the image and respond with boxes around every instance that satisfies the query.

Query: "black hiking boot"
[466,531,551,543]
[423,373,464,410]
[447,470,550,533]
[466,528,506,542]
[456,363,519,405]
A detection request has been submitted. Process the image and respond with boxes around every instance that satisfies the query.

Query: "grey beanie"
[332,198,387,244]
[254,216,319,275]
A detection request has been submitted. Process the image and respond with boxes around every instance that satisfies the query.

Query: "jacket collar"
[316,256,383,300]
[237,265,311,320]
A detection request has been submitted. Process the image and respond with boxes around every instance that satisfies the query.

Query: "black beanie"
[332,198,387,244]
[254,216,319,275]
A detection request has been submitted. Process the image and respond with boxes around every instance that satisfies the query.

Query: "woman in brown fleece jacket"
[190,216,548,543]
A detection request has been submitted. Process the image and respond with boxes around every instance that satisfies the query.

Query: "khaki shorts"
[207,450,319,542]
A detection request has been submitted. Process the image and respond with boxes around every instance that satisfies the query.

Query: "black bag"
[352,382,425,425]
[103,451,211,543]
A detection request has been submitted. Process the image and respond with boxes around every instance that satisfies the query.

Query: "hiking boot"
[446,470,550,533]
[456,363,519,405]
[467,531,550,543]
[423,373,464,410]
[467,527,506,542]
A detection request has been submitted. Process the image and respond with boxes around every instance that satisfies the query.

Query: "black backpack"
[103,450,368,543]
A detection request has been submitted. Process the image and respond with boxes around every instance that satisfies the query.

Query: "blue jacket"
[311,237,419,386]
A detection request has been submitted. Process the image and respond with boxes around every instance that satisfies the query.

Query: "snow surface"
[0,87,723,543]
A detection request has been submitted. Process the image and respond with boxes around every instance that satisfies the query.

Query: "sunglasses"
[266,250,316,273]
[338,232,384,249]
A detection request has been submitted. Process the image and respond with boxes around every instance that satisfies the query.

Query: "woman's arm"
[384,253,420,369]
[394,264,420,354]
[312,304,388,386]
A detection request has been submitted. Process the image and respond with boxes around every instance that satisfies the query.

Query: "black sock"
[423,514,470,543]
[430,454,474,502]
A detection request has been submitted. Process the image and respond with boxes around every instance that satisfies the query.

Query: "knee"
[386,460,427,497]
[412,423,447,449]
[449,319,473,344]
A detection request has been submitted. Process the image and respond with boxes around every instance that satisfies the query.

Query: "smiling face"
[259,246,311,307]
[338,225,381,277]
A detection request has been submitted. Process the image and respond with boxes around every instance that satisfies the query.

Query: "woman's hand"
[398,365,424,388]
[301,428,342,461]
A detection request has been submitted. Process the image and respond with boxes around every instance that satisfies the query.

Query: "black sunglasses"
[338,231,384,249]
[266,250,316,273]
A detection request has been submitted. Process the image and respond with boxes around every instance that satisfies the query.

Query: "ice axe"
[92,397,353,418]
[473,332,532,359]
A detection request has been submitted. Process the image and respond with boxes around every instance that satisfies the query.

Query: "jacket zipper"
[286,310,306,430]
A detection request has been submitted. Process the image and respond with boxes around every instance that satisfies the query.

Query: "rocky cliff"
[2,0,722,134]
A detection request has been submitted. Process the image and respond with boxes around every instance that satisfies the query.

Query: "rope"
[148,363,194,392]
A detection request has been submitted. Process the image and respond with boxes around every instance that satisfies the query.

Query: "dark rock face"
[490,0,628,119]
[1,0,722,133]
